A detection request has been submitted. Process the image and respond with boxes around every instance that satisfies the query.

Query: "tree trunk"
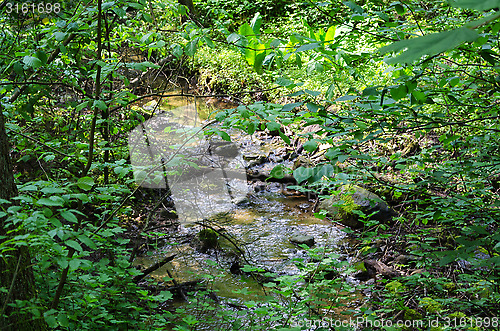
[0,108,46,330]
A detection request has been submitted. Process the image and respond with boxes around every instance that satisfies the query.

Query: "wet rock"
[290,234,315,247]
[318,185,396,229]
[214,143,239,157]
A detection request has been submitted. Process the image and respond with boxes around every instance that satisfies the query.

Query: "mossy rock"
[404,308,422,320]
[198,229,218,251]
[386,280,406,294]
[319,185,396,229]
[419,297,442,313]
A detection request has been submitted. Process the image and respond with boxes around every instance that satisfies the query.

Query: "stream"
[130,90,359,322]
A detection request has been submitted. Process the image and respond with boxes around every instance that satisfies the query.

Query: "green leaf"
[250,12,262,36]
[303,140,318,152]
[41,187,65,194]
[293,166,313,183]
[185,39,198,57]
[216,130,231,141]
[44,310,58,328]
[296,43,320,52]
[35,50,48,65]
[78,234,97,249]
[336,95,358,101]
[325,26,336,43]
[282,102,303,112]
[23,56,42,69]
[126,61,160,71]
[53,32,67,41]
[311,164,334,182]
[390,84,408,100]
[37,197,65,207]
[61,210,78,223]
[395,3,405,15]
[247,122,256,135]
[77,177,95,191]
[279,130,291,145]
[270,164,285,179]
[451,0,500,10]
[239,23,255,38]
[93,100,107,110]
[140,31,154,44]
[65,240,83,252]
[276,77,295,88]
[326,83,337,100]
[267,121,281,131]
[379,27,479,64]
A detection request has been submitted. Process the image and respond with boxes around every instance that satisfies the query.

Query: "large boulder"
[319,185,396,229]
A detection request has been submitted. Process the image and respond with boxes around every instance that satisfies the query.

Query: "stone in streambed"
[290,234,315,247]
[319,185,396,229]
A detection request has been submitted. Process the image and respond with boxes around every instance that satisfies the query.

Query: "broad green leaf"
[77,177,94,191]
[267,121,281,131]
[379,27,479,64]
[390,84,408,100]
[311,164,334,182]
[247,122,256,135]
[293,166,313,183]
[395,3,405,15]
[306,102,321,113]
[53,32,67,41]
[296,43,320,52]
[325,148,340,160]
[253,43,267,73]
[216,130,231,141]
[126,61,160,71]
[44,310,58,328]
[275,77,295,88]
[41,187,65,194]
[303,140,318,153]
[23,56,42,69]
[113,6,126,18]
[70,193,89,202]
[93,100,107,110]
[65,240,83,252]
[282,102,303,112]
[102,1,115,10]
[355,121,368,130]
[451,0,500,10]
[336,95,358,101]
[37,197,65,207]
[250,12,262,36]
[279,130,291,145]
[78,234,97,249]
[325,83,336,100]
[140,32,154,44]
[239,23,255,38]
[61,210,78,223]
[69,259,81,271]
[325,26,336,43]
[185,39,198,57]
[203,36,214,48]
[35,50,47,65]
[270,164,285,179]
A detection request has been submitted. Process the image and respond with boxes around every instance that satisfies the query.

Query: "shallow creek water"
[133,90,352,306]
[135,190,348,301]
